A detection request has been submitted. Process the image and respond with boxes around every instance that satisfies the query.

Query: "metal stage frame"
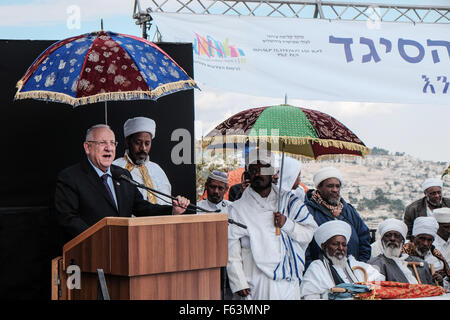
[133,0,450,40]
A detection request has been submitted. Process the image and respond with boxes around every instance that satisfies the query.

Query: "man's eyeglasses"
[87,140,118,147]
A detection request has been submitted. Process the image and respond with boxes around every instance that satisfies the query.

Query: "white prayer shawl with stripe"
[227,184,317,299]
[301,255,385,300]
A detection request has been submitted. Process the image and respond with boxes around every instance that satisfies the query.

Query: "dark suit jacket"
[55,158,172,242]
[368,254,434,285]
[404,197,450,239]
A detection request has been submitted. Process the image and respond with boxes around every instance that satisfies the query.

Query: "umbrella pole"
[104,101,108,125]
[276,141,286,236]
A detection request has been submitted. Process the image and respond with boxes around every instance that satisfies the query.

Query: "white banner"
[152,13,450,105]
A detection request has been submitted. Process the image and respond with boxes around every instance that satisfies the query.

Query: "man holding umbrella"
[226,151,317,300]
[55,124,189,243]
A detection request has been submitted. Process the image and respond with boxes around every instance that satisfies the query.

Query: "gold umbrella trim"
[202,134,370,157]
[14,79,197,107]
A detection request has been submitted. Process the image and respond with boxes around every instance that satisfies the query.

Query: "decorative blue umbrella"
[14,30,198,123]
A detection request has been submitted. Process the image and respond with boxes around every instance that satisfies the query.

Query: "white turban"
[123,117,156,139]
[279,157,302,193]
[433,208,450,223]
[247,150,274,167]
[421,178,443,192]
[412,216,438,238]
[378,218,408,240]
[314,220,352,247]
[207,170,228,184]
[313,166,343,188]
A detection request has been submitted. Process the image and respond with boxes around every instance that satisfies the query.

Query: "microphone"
[118,173,223,213]
[118,173,247,229]
[118,174,140,186]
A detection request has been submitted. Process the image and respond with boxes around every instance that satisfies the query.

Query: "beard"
[325,251,348,268]
[415,247,429,258]
[382,241,403,258]
[325,197,340,206]
[427,198,442,208]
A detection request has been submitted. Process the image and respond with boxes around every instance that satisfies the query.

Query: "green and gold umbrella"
[202,104,370,159]
[203,104,370,235]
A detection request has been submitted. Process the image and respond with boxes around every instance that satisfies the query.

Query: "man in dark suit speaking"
[55,124,190,242]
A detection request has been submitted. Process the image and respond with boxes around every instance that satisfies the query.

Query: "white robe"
[434,235,450,266]
[113,156,172,205]
[300,255,385,300]
[197,199,231,214]
[227,183,318,300]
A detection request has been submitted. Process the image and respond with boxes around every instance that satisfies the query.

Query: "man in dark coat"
[304,166,371,267]
[55,124,189,243]
[369,218,434,285]
[404,177,450,239]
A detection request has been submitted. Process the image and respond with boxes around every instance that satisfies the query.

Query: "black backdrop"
[0,40,196,299]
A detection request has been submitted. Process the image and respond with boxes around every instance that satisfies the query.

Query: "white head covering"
[279,157,302,193]
[207,170,228,184]
[313,166,343,188]
[421,178,443,192]
[433,208,450,223]
[123,117,156,139]
[378,218,408,240]
[248,150,274,165]
[314,220,352,247]
[412,216,439,238]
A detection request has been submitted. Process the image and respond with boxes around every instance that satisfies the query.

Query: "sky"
[1,0,449,163]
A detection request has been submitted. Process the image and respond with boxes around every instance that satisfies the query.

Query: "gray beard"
[326,252,348,268]
[382,243,403,258]
[415,247,429,258]
[134,158,146,165]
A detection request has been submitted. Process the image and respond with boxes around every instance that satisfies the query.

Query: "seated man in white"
[301,220,384,300]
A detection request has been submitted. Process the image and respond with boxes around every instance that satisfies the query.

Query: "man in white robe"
[433,208,450,265]
[227,154,318,300]
[113,117,172,205]
[301,220,384,299]
[197,170,231,214]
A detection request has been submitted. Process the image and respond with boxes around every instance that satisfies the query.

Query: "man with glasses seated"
[113,117,172,205]
[54,124,189,244]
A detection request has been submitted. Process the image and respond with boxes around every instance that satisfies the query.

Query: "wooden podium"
[53,213,228,300]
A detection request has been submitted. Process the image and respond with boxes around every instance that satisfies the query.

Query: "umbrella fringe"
[202,135,370,157]
[14,80,198,107]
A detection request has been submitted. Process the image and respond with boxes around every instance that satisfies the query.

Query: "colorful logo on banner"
[193,33,245,59]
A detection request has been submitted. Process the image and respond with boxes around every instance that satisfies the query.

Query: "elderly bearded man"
[113,117,172,205]
[304,166,371,267]
[369,218,434,285]
[198,170,230,213]
[227,154,317,300]
[55,124,189,243]
[404,177,450,239]
[402,216,450,287]
[301,220,384,300]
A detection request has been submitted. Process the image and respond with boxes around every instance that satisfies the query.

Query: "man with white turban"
[197,170,231,214]
[301,220,384,300]
[402,216,450,287]
[113,117,172,205]
[304,166,371,267]
[368,218,434,285]
[404,177,450,239]
[227,154,318,299]
[433,208,450,266]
